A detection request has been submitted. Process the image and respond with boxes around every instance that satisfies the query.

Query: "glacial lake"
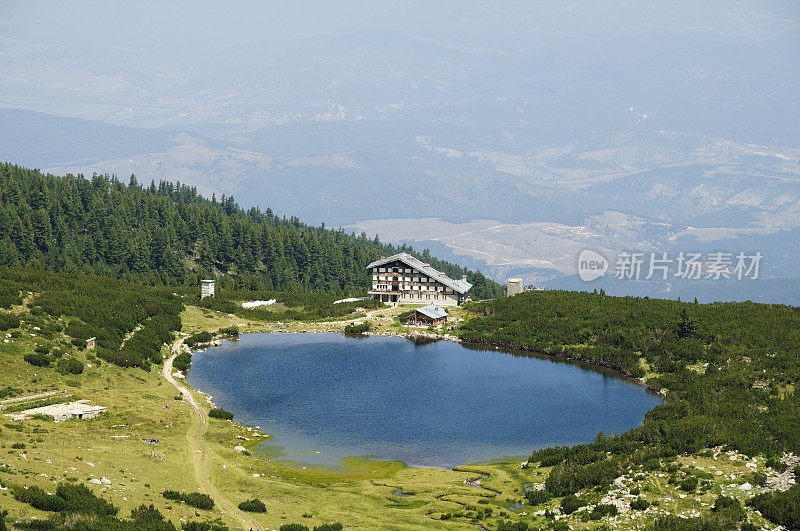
[187,333,661,468]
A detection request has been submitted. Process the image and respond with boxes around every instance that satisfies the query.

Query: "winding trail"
[163,338,260,530]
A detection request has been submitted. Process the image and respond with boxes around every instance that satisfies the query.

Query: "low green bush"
[588,503,618,520]
[0,312,20,330]
[162,490,214,510]
[749,471,767,487]
[679,476,699,492]
[11,482,118,516]
[57,357,84,374]
[765,455,788,472]
[313,525,343,531]
[24,352,52,367]
[560,494,586,514]
[185,331,214,348]
[344,322,370,334]
[279,525,309,531]
[524,489,552,505]
[496,521,529,531]
[630,498,650,510]
[237,498,266,513]
[208,408,234,421]
[173,352,192,372]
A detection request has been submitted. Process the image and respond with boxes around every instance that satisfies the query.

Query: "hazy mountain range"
[1,0,798,302]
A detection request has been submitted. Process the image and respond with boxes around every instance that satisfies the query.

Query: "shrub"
[185,331,214,348]
[56,483,118,516]
[181,492,214,510]
[34,344,52,355]
[749,471,767,487]
[679,476,699,492]
[524,489,552,505]
[588,503,618,520]
[130,504,170,527]
[217,326,239,337]
[11,482,118,516]
[163,490,214,510]
[344,322,370,334]
[560,494,586,514]
[182,522,229,531]
[208,408,234,420]
[0,312,20,330]
[11,484,67,512]
[711,495,746,523]
[766,455,788,472]
[651,515,727,530]
[24,352,52,367]
[57,357,84,374]
[313,525,343,531]
[279,525,309,531]
[496,521,528,531]
[630,498,650,510]
[71,338,86,349]
[11,442,25,449]
[237,498,266,513]
[173,352,192,372]
[546,457,621,495]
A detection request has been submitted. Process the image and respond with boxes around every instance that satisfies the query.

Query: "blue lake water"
[187,333,661,468]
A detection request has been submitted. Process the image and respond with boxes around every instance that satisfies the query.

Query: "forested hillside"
[0,266,182,369]
[0,163,502,298]
[460,291,800,528]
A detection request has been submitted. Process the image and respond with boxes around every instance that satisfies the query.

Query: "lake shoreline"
[188,325,662,398]
[184,330,662,469]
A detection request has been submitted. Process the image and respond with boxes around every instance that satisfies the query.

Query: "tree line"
[0,163,501,299]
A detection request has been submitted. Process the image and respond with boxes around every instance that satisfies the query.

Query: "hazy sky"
[1,1,417,55]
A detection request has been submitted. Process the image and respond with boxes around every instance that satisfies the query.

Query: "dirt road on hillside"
[163,338,260,530]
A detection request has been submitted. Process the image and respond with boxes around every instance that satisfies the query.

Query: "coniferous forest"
[0,163,502,299]
[461,291,800,526]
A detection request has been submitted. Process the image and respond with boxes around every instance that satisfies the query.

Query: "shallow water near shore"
[187,333,661,468]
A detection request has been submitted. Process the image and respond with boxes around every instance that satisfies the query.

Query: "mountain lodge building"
[366,252,472,306]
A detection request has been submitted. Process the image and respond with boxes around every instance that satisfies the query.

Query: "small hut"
[86,337,96,350]
[200,279,215,299]
[506,278,524,297]
[407,304,449,327]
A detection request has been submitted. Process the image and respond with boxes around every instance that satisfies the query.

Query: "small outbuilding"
[201,279,215,299]
[8,400,107,422]
[407,304,449,327]
[506,278,524,297]
[86,337,96,350]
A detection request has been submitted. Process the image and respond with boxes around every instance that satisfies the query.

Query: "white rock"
[100,477,112,485]
[739,482,752,491]
[234,445,247,452]
[89,478,102,484]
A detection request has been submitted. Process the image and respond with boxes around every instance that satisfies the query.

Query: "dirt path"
[163,338,260,530]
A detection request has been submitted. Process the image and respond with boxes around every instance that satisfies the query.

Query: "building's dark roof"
[366,253,472,294]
